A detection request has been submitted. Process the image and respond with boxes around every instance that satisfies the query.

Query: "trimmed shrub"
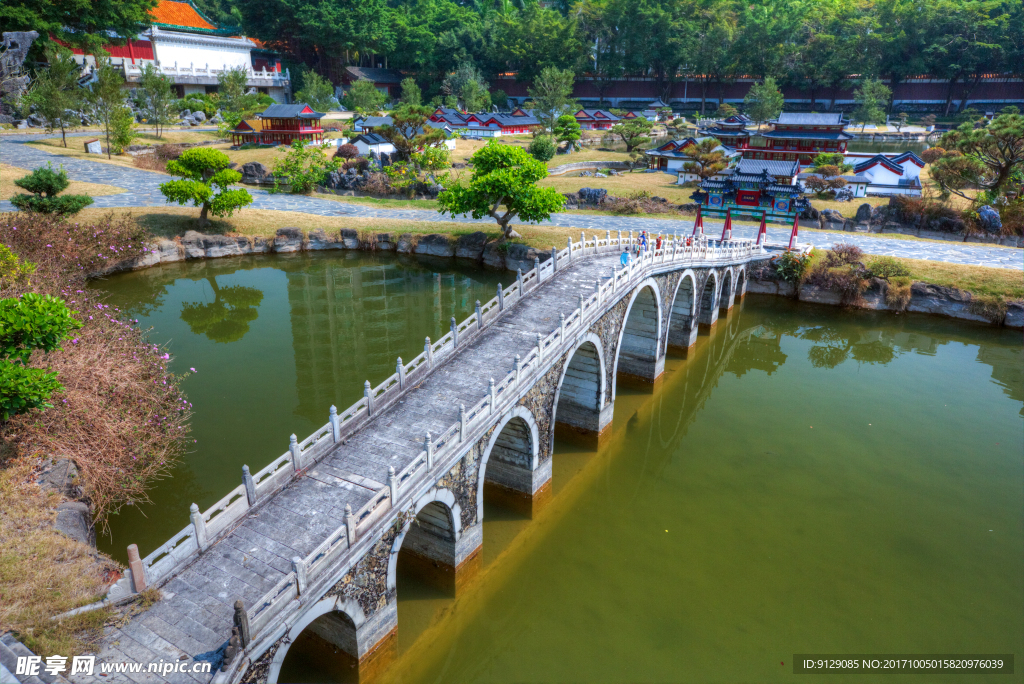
[528,135,556,162]
[773,251,811,284]
[334,143,359,159]
[867,255,912,280]
[9,165,93,215]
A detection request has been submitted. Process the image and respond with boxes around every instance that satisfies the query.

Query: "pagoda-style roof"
[233,119,262,132]
[701,126,750,137]
[261,103,325,119]
[733,158,799,177]
[149,0,240,35]
[771,112,848,126]
[761,130,853,141]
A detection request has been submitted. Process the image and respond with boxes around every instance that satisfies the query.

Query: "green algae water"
[94,255,1023,683]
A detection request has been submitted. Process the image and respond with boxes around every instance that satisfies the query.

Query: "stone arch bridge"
[85,234,770,684]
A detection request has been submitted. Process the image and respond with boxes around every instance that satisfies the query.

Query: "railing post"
[579,294,585,318]
[459,404,467,441]
[559,313,565,341]
[234,600,251,648]
[533,257,541,283]
[365,380,373,416]
[425,337,433,368]
[581,231,585,249]
[425,432,433,468]
[517,268,524,295]
[127,544,146,593]
[451,316,459,347]
[475,300,482,329]
[551,246,558,271]
[567,236,573,261]
[388,466,398,502]
[345,504,356,545]
[617,230,622,246]
[330,405,340,442]
[596,279,603,306]
[497,283,504,311]
[514,354,521,386]
[290,434,301,471]
[611,268,617,292]
[397,357,405,390]
[242,465,256,505]
[606,230,611,244]
[292,557,307,595]
[190,503,208,551]
[489,378,496,413]
[536,332,544,362]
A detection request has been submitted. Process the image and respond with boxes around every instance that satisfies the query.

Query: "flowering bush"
[0,212,191,523]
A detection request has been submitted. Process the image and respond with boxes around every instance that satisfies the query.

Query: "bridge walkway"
[90,250,621,683]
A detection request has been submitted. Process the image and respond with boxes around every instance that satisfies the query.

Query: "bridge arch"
[477,407,540,521]
[697,270,719,327]
[734,266,747,300]
[552,333,611,446]
[267,595,367,684]
[612,279,664,389]
[720,268,735,310]
[665,269,698,353]
[387,487,462,592]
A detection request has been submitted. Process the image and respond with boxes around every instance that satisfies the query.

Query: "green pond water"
[94,255,1023,683]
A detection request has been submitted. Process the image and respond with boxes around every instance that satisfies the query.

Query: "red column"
[692,204,704,237]
[756,212,767,244]
[720,208,732,240]
[787,213,800,250]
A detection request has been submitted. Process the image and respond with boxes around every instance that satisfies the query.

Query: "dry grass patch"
[0,460,115,658]
[1,164,126,201]
[26,131,225,170]
[894,257,1024,301]
[540,172,692,203]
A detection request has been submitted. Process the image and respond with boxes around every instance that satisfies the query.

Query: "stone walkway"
[2,134,1021,270]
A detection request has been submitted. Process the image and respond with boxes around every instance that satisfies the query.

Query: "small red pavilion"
[254,103,326,145]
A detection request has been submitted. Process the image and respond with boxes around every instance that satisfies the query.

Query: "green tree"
[9,164,94,215]
[680,138,728,180]
[852,77,891,131]
[0,245,35,288]
[217,66,262,131]
[715,103,738,118]
[294,68,337,112]
[399,77,422,105]
[743,76,784,130]
[437,139,565,239]
[378,103,446,161]
[441,62,490,111]
[0,293,82,420]
[610,117,654,153]
[893,112,909,132]
[528,135,556,161]
[931,108,1024,199]
[109,101,138,153]
[180,278,264,343]
[270,140,341,194]
[0,0,155,53]
[87,58,129,160]
[526,66,577,132]
[22,45,82,147]
[138,63,176,138]
[160,147,253,224]
[460,79,491,113]
[342,79,387,113]
[553,114,581,153]
[812,153,853,174]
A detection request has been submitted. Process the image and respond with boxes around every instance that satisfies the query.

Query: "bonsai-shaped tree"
[160,148,253,225]
[610,117,654,152]
[681,138,729,180]
[0,292,82,420]
[553,114,582,154]
[10,164,93,215]
[811,153,854,174]
[715,103,738,119]
[437,139,565,239]
[931,107,1024,201]
[180,277,264,343]
[804,165,848,197]
[528,135,556,161]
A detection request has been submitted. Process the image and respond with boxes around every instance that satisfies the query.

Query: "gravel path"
[2,133,1021,270]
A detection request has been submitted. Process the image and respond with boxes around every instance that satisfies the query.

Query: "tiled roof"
[892,151,925,167]
[798,172,871,184]
[576,109,620,121]
[149,0,217,30]
[853,154,904,175]
[772,112,847,126]
[701,127,750,137]
[736,159,799,177]
[761,130,854,140]
[233,119,261,132]
[261,104,324,119]
[354,133,390,145]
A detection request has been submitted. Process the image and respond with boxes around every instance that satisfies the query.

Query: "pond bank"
[99,227,1024,329]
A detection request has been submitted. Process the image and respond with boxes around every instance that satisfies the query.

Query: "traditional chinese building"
[645,137,739,176]
[573,109,620,130]
[702,112,853,167]
[426,107,540,136]
[690,158,808,222]
[231,103,324,146]
[62,0,290,102]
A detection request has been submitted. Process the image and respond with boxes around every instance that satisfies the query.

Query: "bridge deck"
[87,251,622,683]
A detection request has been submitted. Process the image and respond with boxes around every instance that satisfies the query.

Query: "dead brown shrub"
[0,212,190,525]
[131,144,185,173]
[884,276,913,310]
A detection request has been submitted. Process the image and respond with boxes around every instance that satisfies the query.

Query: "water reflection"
[180,278,264,343]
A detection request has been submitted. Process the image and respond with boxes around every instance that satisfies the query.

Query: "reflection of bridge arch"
[613,279,664,391]
[268,595,367,684]
[552,333,611,446]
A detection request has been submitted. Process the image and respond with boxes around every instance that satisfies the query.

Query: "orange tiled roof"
[149,0,217,30]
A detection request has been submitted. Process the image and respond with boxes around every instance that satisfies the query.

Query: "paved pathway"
[2,134,1021,270]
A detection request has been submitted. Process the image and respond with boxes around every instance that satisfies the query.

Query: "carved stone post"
[329,405,340,443]
[345,504,356,545]
[289,434,301,471]
[364,380,374,416]
[497,283,504,311]
[127,544,146,593]
[459,404,467,441]
[551,246,558,270]
[425,337,433,368]
[242,465,256,506]
[536,332,544,362]
[514,354,521,386]
[397,357,405,390]
[388,466,398,503]
[190,503,208,551]
[489,378,496,413]
[234,600,251,647]
[559,313,565,341]
[533,256,541,283]
[451,316,459,347]
[567,236,573,261]
[425,432,433,468]
[517,268,524,296]
[475,300,482,329]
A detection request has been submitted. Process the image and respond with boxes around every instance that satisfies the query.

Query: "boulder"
[799,205,820,221]
[595,172,607,178]
[455,231,488,260]
[273,227,304,253]
[180,109,192,118]
[855,203,874,223]
[396,233,415,253]
[192,110,206,122]
[925,215,968,234]
[414,233,456,257]
[1004,302,1024,329]
[906,282,990,323]
[36,458,80,497]
[179,231,252,258]
[340,228,360,249]
[578,187,608,205]
[240,161,270,184]
[55,501,96,546]
[505,243,544,273]
[27,113,45,127]
[977,205,1002,233]
[373,233,397,251]
[307,228,345,250]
